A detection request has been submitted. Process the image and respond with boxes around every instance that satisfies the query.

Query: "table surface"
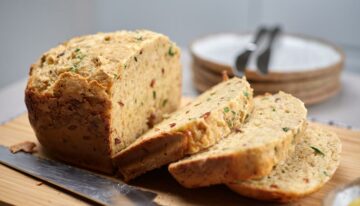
[1,114,359,206]
[0,49,359,128]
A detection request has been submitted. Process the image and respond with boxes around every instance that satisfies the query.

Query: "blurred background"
[0,0,359,126]
[0,0,359,88]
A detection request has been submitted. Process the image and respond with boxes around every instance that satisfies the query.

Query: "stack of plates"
[190,33,344,105]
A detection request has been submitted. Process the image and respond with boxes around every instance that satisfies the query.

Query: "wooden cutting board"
[0,113,359,206]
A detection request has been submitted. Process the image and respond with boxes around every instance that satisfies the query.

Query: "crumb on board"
[222,70,229,81]
[9,141,37,154]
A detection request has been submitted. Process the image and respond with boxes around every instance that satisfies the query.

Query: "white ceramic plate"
[192,33,342,73]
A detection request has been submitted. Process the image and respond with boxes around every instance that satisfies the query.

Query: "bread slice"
[168,92,307,188]
[227,125,341,202]
[113,77,253,181]
[25,30,182,173]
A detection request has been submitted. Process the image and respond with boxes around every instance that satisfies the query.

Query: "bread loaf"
[114,77,253,181]
[25,30,182,173]
[227,125,341,202]
[168,92,307,188]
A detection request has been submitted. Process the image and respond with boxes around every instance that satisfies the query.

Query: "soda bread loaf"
[114,77,254,181]
[169,92,307,188]
[25,30,182,173]
[227,125,341,202]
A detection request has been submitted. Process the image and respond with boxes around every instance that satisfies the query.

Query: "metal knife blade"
[0,145,157,206]
[257,26,281,75]
[234,26,267,77]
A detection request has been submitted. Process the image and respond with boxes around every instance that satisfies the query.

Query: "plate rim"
[189,32,345,82]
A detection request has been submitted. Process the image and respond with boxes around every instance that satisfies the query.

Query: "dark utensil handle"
[234,26,268,77]
[253,27,267,45]
[256,26,282,75]
[267,26,282,47]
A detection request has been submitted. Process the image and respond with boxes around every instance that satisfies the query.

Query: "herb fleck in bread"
[227,125,341,202]
[169,92,307,188]
[25,30,181,173]
[114,77,253,181]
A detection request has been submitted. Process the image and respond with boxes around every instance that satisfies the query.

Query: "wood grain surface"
[191,61,341,93]
[0,113,359,206]
[193,74,341,106]
[191,61,342,105]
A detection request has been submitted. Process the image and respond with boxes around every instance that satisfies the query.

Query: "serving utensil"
[234,26,267,77]
[0,145,157,206]
[257,26,282,74]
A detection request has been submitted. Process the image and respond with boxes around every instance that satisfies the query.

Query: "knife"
[256,26,282,75]
[233,26,267,77]
[0,145,157,206]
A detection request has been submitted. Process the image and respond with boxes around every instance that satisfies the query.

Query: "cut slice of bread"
[113,77,254,181]
[168,92,307,188]
[227,125,341,203]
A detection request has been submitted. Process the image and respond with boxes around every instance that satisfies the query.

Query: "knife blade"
[0,145,157,206]
[233,26,267,77]
[257,26,281,75]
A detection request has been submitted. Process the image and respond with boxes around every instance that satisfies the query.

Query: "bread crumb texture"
[10,141,37,154]
[114,77,253,181]
[227,125,341,203]
[169,92,307,188]
[25,30,182,173]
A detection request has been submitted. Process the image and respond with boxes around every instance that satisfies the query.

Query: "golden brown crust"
[25,30,182,173]
[227,179,326,203]
[26,72,113,173]
[114,132,188,181]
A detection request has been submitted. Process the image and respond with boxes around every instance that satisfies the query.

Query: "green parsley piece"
[282,127,290,132]
[168,46,176,56]
[243,90,249,98]
[162,99,168,107]
[311,146,325,156]
[70,66,78,72]
[226,120,233,127]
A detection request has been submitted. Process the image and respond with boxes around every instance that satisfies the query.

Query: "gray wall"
[0,0,359,88]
